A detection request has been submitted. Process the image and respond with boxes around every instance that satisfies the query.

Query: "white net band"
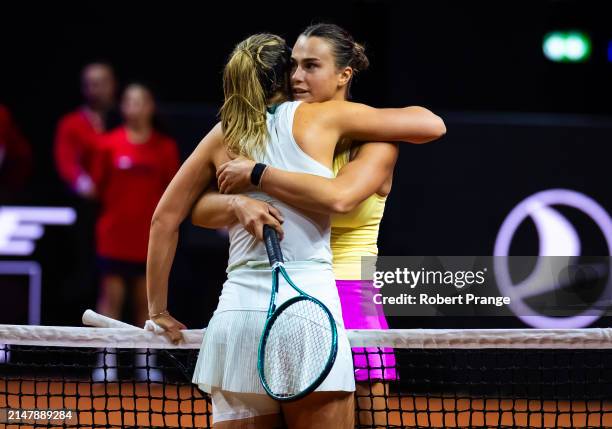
[1,324,612,349]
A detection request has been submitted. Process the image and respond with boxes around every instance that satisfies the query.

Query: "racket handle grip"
[263,225,284,266]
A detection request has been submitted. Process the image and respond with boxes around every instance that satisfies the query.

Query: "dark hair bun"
[351,42,370,73]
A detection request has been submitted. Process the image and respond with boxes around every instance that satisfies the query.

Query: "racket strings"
[263,299,334,397]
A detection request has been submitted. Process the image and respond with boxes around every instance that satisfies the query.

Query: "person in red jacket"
[54,63,119,322]
[92,83,179,329]
[0,104,32,200]
[91,83,179,382]
[54,62,118,198]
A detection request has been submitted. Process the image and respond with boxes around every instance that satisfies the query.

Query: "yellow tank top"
[330,144,387,280]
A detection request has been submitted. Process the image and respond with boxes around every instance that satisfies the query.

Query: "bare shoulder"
[298,100,355,114]
[321,100,367,110]
[313,100,372,124]
[294,100,354,129]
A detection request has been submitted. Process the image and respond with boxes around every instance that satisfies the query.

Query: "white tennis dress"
[192,101,355,394]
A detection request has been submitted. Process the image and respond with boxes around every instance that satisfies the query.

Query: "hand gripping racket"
[257,225,338,401]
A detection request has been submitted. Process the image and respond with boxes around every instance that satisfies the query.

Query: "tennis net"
[1,324,611,428]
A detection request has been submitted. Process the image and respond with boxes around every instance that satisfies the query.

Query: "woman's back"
[330,145,387,279]
[226,101,334,271]
[201,102,355,397]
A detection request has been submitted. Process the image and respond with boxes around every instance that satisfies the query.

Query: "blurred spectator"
[0,104,32,200]
[92,83,179,329]
[54,62,119,198]
[53,63,120,314]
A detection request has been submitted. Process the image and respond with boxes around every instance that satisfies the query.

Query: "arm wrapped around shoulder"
[399,106,446,144]
[323,100,446,144]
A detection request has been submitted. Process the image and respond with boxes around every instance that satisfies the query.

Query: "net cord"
[0,311,611,350]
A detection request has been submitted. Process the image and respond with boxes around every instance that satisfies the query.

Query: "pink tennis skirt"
[336,279,397,382]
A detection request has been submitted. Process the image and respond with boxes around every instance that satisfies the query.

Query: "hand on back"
[217,156,256,194]
[231,195,284,241]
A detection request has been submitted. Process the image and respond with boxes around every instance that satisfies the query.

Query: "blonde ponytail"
[220,34,290,159]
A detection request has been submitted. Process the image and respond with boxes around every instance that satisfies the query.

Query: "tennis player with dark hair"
[146,33,444,428]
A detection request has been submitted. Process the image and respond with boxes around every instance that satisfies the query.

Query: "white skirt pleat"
[192,309,354,394]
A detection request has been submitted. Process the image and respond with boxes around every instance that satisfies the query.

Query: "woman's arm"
[329,101,446,143]
[191,189,285,240]
[294,101,445,162]
[190,189,237,228]
[146,123,223,342]
[215,142,399,214]
[289,101,444,170]
[193,100,441,232]
[265,142,398,214]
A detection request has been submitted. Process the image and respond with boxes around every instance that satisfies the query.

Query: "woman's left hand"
[150,312,187,345]
[217,157,256,194]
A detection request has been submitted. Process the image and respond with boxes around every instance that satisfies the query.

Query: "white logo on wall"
[0,206,76,363]
[0,206,76,255]
[494,189,612,328]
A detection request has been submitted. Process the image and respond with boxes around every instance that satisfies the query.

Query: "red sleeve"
[0,106,33,190]
[54,115,85,188]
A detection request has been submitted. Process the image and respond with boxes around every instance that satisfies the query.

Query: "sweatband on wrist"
[250,163,268,186]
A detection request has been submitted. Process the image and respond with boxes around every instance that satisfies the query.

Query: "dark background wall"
[0,1,610,329]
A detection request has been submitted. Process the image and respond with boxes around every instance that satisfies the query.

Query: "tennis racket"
[257,225,338,401]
